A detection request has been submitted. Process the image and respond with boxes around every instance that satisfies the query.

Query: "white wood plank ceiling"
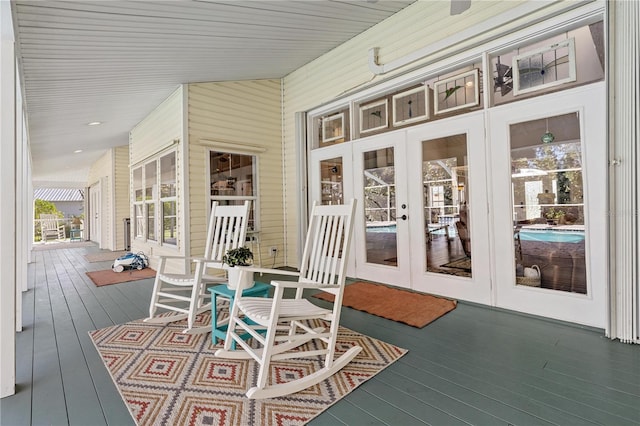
[11,0,415,187]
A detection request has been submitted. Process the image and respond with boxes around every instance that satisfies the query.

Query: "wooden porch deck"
[2,243,639,425]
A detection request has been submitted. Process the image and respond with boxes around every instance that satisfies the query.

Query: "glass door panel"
[319,157,344,205]
[422,135,471,277]
[490,83,606,328]
[406,112,491,304]
[353,133,410,287]
[510,113,586,294]
[362,147,397,265]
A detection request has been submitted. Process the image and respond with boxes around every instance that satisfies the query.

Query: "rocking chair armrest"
[269,280,335,290]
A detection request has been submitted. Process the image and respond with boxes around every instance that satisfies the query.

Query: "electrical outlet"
[270,246,278,256]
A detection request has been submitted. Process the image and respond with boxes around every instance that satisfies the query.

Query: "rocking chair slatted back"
[204,201,251,266]
[214,199,358,399]
[300,201,354,290]
[145,200,251,334]
[40,214,65,241]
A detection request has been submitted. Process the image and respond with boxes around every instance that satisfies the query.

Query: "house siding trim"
[608,0,640,343]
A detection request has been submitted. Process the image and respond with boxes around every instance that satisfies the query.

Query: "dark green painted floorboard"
[3,244,640,426]
[354,376,468,426]
[0,257,38,426]
[311,399,386,425]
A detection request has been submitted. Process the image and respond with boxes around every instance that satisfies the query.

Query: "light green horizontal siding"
[113,145,130,251]
[129,87,185,269]
[187,80,283,263]
[130,87,183,166]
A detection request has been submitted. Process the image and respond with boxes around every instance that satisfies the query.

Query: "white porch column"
[608,0,640,343]
[0,0,17,397]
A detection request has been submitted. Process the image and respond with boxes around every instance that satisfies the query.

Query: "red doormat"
[86,268,156,287]
[313,281,456,328]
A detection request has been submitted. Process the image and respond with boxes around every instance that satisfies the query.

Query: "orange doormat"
[86,268,156,287]
[313,281,456,328]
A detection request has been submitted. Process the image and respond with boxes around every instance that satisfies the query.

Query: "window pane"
[162,201,177,245]
[133,167,143,202]
[511,112,586,294]
[147,203,156,241]
[421,135,470,277]
[145,161,156,200]
[134,204,144,238]
[320,157,343,205]
[210,152,253,196]
[363,148,397,266]
[210,151,257,229]
[160,153,176,198]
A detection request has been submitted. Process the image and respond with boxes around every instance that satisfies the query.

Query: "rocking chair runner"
[145,201,250,334]
[215,199,358,399]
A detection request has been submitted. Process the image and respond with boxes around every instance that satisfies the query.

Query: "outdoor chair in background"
[145,201,250,334]
[40,214,66,242]
[215,199,358,399]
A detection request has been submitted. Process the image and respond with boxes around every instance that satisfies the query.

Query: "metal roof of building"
[34,188,84,202]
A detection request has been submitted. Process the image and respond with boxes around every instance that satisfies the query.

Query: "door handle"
[401,215,408,220]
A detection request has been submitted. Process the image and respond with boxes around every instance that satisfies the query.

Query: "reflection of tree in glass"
[533,142,582,171]
[532,143,583,204]
[364,166,396,222]
[423,158,457,181]
[423,159,456,205]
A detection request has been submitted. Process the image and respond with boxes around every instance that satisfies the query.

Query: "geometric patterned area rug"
[89,310,407,426]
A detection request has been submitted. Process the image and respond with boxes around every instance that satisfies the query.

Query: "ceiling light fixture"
[87,121,102,126]
[74,149,83,154]
[541,118,555,144]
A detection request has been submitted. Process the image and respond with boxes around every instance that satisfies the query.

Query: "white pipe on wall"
[368,1,586,76]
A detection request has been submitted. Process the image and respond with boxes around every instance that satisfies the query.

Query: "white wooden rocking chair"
[40,214,66,242]
[145,201,250,334]
[214,199,358,399]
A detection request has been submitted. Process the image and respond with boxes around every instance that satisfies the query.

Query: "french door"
[309,143,356,277]
[307,84,605,326]
[406,112,492,304]
[352,132,412,288]
[310,115,490,303]
[489,83,607,327]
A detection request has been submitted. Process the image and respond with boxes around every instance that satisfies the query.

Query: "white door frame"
[406,112,492,304]
[488,83,607,328]
[352,132,411,288]
[89,182,102,247]
[309,143,356,277]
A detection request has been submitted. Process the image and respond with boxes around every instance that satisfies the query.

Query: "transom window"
[309,21,604,149]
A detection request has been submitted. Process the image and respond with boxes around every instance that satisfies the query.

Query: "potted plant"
[71,215,83,228]
[544,207,565,225]
[223,246,255,290]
